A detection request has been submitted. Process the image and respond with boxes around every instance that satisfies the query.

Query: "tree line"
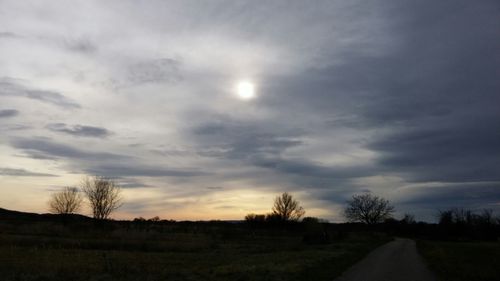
[49,176,499,235]
[48,176,404,224]
[245,192,395,224]
[50,176,395,224]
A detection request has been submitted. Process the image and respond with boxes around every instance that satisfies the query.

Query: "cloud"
[0,109,19,118]
[11,137,127,161]
[128,58,182,84]
[2,124,32,131]
[206,186,224,190]
[0,167,57,177]
[10,137,207,179]
[46,123,111,138]
[0,77,80,109]
[257,1,500,186]
[189,118,371,183]
[63,37,97,53]
[0,31,19,39]
[251,157,373,179]
[368,126,500,183]
[193,118,303,160]
[396,182,500,219]
[113,178,153,189]
[84,164,208,178]
[0,0,499,220]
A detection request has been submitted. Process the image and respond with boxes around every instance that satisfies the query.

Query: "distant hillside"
[0,208,92,222]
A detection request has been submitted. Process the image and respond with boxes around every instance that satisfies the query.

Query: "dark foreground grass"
[0,221,388,281]
[417,240,500,281]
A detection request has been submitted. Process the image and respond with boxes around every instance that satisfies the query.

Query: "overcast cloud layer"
[0,0,499,221]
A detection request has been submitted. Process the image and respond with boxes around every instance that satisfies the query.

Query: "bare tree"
[401,213,416,224]
[272,192,305,221]
[479,209,494,225]
[344,193,394,224]
[48,187,83,214]
[245,213,266,223]
[438,208,496,226]
[438,209,454,225]
[82,176,122,220]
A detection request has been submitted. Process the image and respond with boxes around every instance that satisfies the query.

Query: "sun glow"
[236,81,256,100]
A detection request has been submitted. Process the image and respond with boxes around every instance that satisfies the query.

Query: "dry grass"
[0,220,388,281]
[418,240,500,281]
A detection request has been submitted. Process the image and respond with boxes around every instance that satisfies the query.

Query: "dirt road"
[334,238,437,281]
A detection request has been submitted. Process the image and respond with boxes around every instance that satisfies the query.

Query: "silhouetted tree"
[437,208,499,240]
[344,193,394,224]
[245,213,266,223]
[148,216,160,222]
[82,176,122,220]
[48,187,83,214]
[439,208,500,227]
[272,192,305,221]
[302,217,320,224]
[265,213,284,223]
[401,213,416,224]
[438,208,488,225]
[438,209,454,225]
[479,209,494,225]
[452,208,474,225]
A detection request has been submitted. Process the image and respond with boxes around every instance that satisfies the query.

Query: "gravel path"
[334,238,438,281]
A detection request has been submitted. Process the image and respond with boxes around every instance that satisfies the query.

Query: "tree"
[479,209,494,225]
[344,193,394,224]
[438,209,454,225]
[82,176,122,220]
[48,187,83,214]
[438,208,496,226]
[401,213,416,224]
[272,192,305,221]
[245,213,266,223]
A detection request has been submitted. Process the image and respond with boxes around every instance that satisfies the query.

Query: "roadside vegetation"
[0,213,389,281]
[415,208,500,281]
[418,240,500,281]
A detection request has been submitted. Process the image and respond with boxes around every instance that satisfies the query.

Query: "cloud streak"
[0,109,19,118]
[46,123,111,138]
[11,137,127,161]
[0,77,80,109]
[0,167,57,177]
[84,164,208,178]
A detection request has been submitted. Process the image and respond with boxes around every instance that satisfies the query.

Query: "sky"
[0,0,499,222]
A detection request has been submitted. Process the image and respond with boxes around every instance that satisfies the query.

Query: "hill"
[0,207,92,222]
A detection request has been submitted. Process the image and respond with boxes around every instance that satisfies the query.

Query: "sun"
[236,81,256,100]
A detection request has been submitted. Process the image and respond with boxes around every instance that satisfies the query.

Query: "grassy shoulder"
[0,221,389,281]
[417,240,500,281]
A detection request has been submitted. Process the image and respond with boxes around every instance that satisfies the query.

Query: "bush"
[302,217,329,244]
[245,213,266,224]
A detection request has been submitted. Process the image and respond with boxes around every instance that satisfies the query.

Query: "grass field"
[417,240,500,281]
[0,221,389,281]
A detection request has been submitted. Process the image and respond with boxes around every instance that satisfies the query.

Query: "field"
[417,240,500,281]
[0,219,389,281]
